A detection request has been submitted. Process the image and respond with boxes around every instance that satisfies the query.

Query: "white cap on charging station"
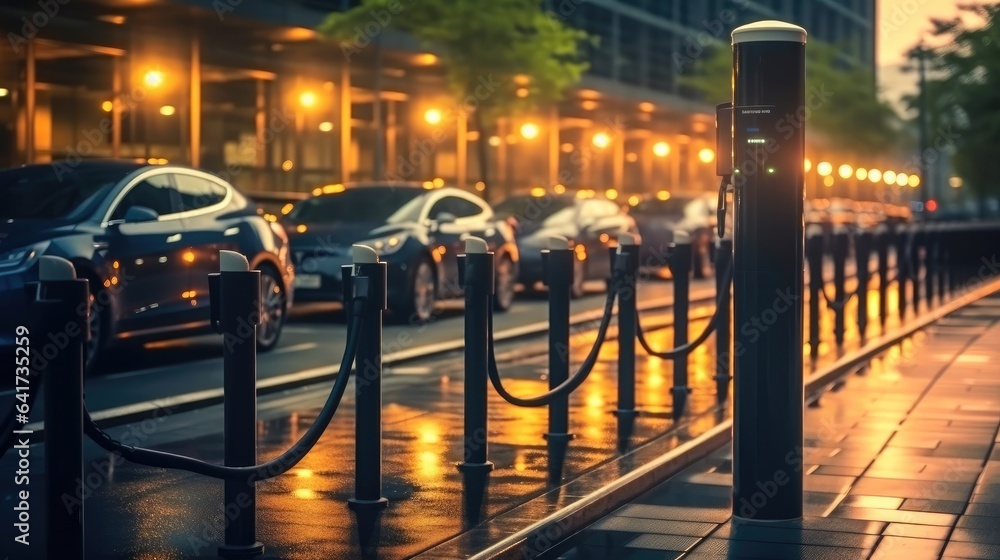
[732,20,807,45]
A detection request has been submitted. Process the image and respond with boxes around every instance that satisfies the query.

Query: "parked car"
[630,192,718,278]
[246,190,309,221]
[282,183,519,322]
[0,160,294,372]
[493,191,639,298]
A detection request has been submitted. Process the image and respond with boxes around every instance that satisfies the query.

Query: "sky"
[876,0,965,111]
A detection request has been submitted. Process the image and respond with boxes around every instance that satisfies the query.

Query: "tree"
[906,3,1000,200]
[320,0,591,201]
[681,41,900,158]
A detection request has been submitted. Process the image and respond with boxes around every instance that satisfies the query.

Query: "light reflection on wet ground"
[3,277,907,559]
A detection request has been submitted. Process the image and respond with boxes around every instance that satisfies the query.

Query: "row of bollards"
[21,217,998,558]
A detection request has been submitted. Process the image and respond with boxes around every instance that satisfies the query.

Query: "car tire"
[494,255,516,312]
[84,287,108,376]
[256,265,286,351]
[570,257,586,299]
[394,256,436,324]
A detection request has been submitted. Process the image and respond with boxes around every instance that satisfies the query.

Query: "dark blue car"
[283,183,519,322]
[0,160,294,372]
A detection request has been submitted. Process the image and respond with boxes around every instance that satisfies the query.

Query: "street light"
[653,141,670,157]
[424,108,442,125]
[592,132,611,149]
[817,161,832,176]
[159,105,175,116]
[949,176,963,188]
[520,122,539,140]
[883,170,897,185]
[896,173,908,187]
[855,167,867,181]
[143,70,164,89]
[804,158,812,172]
[838,164,852,179]
[299,91,317,108]
[868,169,882,183]
[698,148,715,163]
[908,174,920,188]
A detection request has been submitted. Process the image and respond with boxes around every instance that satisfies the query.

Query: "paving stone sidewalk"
[549,292,1000,560]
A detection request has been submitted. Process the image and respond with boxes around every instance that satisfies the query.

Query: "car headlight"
[356,233,409,256]
[0,243,46,271]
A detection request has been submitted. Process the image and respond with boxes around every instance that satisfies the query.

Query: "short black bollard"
[614,233,640,421]
[806,225,824,363]
[855,229,872,341]
[543,236,575,457]
[348,245,389,519]
[831,226,848,348]
[925,225,938,308]
[457,237,495,475]
[876,224,890,330]
[895,224,909,321]
[669,232,692,418]
[215,251,265,558]
[714,237,733,401]
[910,226,923,314]
[938,226,949,301]
[29,257,87,560]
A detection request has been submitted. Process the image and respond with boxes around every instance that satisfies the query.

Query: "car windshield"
[632,197,693,216]
[494,195,575,221]
[288,186,426,224]
[0,165,120,220]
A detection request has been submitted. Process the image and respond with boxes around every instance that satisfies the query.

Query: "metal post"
[806,225,823,364]
[670,234,692,418]
[832,226,848,348]
[876,224,890,330]
[216,251,264,558]
[714,238,733,401]
[349,245,389,515]
[731,21,806,521]
[544,237,574,446]
[938,226,949,301]
[895,225,909,321]
[925,225,937,308]
[615,234,639,418]
[30,258,87,560]
[910,226,922,315]
[457,238,495,474]
[855,230,872,341]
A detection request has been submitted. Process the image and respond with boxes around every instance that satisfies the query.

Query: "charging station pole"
[731,21,806,521]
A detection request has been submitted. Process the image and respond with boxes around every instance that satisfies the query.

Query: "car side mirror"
[114,206,159,225]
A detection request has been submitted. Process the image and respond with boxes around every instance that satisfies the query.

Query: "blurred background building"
[0,0,879,201]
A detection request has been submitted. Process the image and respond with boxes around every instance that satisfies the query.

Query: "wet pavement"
[0,266,902,559]
[545,292,1000,560]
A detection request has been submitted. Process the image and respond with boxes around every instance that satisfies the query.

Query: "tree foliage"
[908,3,1000,198]
[319,0,591,197]
[681,41,899,157]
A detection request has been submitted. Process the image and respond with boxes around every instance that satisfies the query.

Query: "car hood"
[0,219,79,252]
[284,221,415,249]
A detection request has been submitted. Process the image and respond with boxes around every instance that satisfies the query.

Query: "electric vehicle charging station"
[728,20,807,522]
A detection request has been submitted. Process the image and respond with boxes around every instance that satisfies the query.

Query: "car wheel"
[570,256,586,299]
[256,266,286,351]
[494,255,516,312]
[395,257,436,324]
[84,290,107,375]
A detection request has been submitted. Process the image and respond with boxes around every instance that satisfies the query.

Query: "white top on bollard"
[547,235,570,250]
[219,250,250,272]
[352,244,379,264]
[618,232,639,246]
[806,223,824,239]
[464,236,489,254]
[673,230,692,244]
[38,256,76,281]
[732,20,807,44]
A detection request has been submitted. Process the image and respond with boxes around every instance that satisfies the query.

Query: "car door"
[425,193,491,298]
[101,172,192,334]
[170,172,237,323]
[578,199,621,280]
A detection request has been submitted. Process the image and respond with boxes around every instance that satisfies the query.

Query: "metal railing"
[2,220,997,559]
